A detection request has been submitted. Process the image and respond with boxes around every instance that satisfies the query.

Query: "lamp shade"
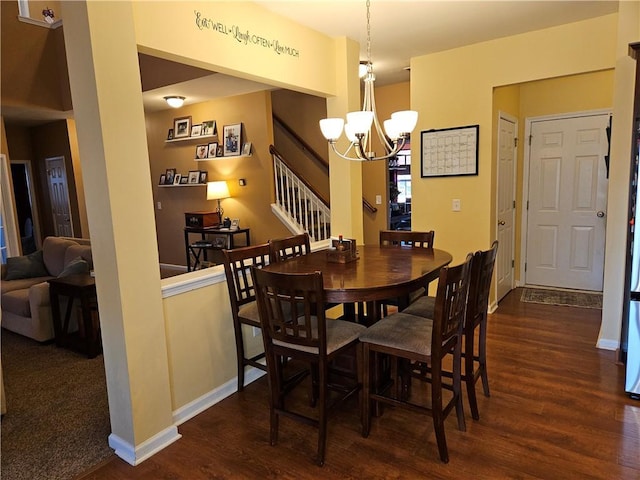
[390,110,418,135]
[319,118,344,141]
[206,181,230,200]
[346,111,374,135]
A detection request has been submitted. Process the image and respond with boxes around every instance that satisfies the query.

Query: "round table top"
[263,245,452,304]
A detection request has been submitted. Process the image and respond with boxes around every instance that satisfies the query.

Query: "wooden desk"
[263,245,452,324]
[184,226,251,271]
[48,274,101,358]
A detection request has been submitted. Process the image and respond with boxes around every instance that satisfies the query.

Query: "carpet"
[1,329,113,480]
[520,287,603,309]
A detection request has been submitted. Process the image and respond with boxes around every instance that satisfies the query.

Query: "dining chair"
[268,232,311,263]
[379,229,436,316]
[222,243,271,392]
[251,268,365,466]
[359,253,473,463]
[402,241,498,420]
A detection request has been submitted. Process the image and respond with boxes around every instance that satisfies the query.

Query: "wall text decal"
[194,10,300,58]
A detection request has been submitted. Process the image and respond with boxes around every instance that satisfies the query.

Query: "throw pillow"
[58,256,90,278]
[5,250,49,280]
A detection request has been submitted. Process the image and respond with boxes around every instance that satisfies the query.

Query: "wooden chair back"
[269,233,311,263]
[466,241,499,333]
[222,243,271,312]
[379,230,435,248]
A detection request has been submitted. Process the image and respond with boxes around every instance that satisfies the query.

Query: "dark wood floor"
[79,289,640,479]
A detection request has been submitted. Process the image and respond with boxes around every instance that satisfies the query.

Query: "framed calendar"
[420,125,479,178]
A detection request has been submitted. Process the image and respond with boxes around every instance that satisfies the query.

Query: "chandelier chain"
[366,0,372,65]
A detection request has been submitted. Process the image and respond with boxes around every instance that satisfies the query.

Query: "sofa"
[1,236,92,342]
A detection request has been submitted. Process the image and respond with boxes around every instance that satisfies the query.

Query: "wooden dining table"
[263,245,453,325]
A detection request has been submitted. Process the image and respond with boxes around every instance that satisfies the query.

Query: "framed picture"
[173,116,192,139]
[213,236,227,248]
[202,120,216,136]
[187,170,200,184]
[216,145,223,157]
[207,142,218,158]
[242,142,252,156]
[179,175,188,184]
[199,171,208,184]
[165,168,176,185]
[166,128,174,140]
[159,174,166,185]
[195,145,208,160]
[230,218,240,230]
[191,124,202,137]
[420,125,479,178]
[223,123,242,156]
[173,173,181,185]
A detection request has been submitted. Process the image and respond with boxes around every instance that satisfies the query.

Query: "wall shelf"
[194,154,252,162]
[158,184,206,188]
[166,134,216,144]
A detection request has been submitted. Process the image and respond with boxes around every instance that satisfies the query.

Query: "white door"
[46,157,74,237]
[525,114,609,291]
[496,113,516,301]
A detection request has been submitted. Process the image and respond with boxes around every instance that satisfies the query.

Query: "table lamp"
[206,181,230,226]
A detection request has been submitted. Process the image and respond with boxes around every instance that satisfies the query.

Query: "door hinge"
[514,137,518,148]
[528,135,532,146]
[513,200,516,209]
[511,259,515,268]
[526,200,529,210]
[524,262,527,272]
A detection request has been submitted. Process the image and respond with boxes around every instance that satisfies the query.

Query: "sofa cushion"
[58,256,89,277]
[4,250,49,280]
[42,237,78,276]
[0,276,53,295]
[1,289,31,317]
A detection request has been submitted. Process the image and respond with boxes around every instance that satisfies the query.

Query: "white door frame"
[496,111,517,299]
[519,108,612,287]
[0,154,22,257]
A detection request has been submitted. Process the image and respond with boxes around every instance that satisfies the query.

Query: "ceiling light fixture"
[164,96,185,108]
[319,0,418,161]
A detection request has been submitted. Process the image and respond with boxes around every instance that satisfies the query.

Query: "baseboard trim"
[108,425,181,466]
[172,366,266,426]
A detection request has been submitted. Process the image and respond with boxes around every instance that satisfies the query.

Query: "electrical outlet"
[452,199,461,211]
[157,202,162,210]
[239,178,246,186]
[375,195,382,205]
[252,327,261,337]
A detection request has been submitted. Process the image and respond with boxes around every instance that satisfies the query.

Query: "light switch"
[452,199,461,211]
[157,201,162,210]
[375,195,382,205]
[239,178,246,186]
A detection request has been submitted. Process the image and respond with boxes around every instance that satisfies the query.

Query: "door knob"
[498,220,506,226]
[596,211,605,218]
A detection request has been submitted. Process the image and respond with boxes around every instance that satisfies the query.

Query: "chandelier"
[319,0,418,161]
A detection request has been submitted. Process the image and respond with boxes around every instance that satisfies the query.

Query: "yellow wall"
[147,91,291,266]
[411,14,617,268]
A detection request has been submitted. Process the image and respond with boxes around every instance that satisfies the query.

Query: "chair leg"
[234,320,246,392]
[317,362,328,466]
[465,331,480,421]
[361,343,372,438]
[430,367,449,464]
[454,344,467,432]
[479,317,490,397]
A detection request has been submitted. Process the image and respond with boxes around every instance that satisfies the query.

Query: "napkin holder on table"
[326,237,359,263]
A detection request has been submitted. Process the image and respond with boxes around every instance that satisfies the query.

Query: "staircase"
[270,146,331,241]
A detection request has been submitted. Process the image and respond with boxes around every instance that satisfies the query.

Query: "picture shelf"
[158,184,206,188]
[194,153,252,162]
[165,134,216,144]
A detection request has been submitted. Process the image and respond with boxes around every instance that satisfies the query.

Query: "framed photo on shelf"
[159,174,166,185]
[242,142,252,156]
[166,128,174,140]
[207,142,218,158]
[173,173,181,185]
[213,236,227,248]
[216,145,223,157]
[230,218,240,230]
[195,145,208,160]
[173,116,191,139]
[191,124,202,137]
[223,123,242,156]
[165,168,176,185]
[187,170,200,184]
[199,171,208,184]
[202,120,216,136]
[180,175,188,184]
